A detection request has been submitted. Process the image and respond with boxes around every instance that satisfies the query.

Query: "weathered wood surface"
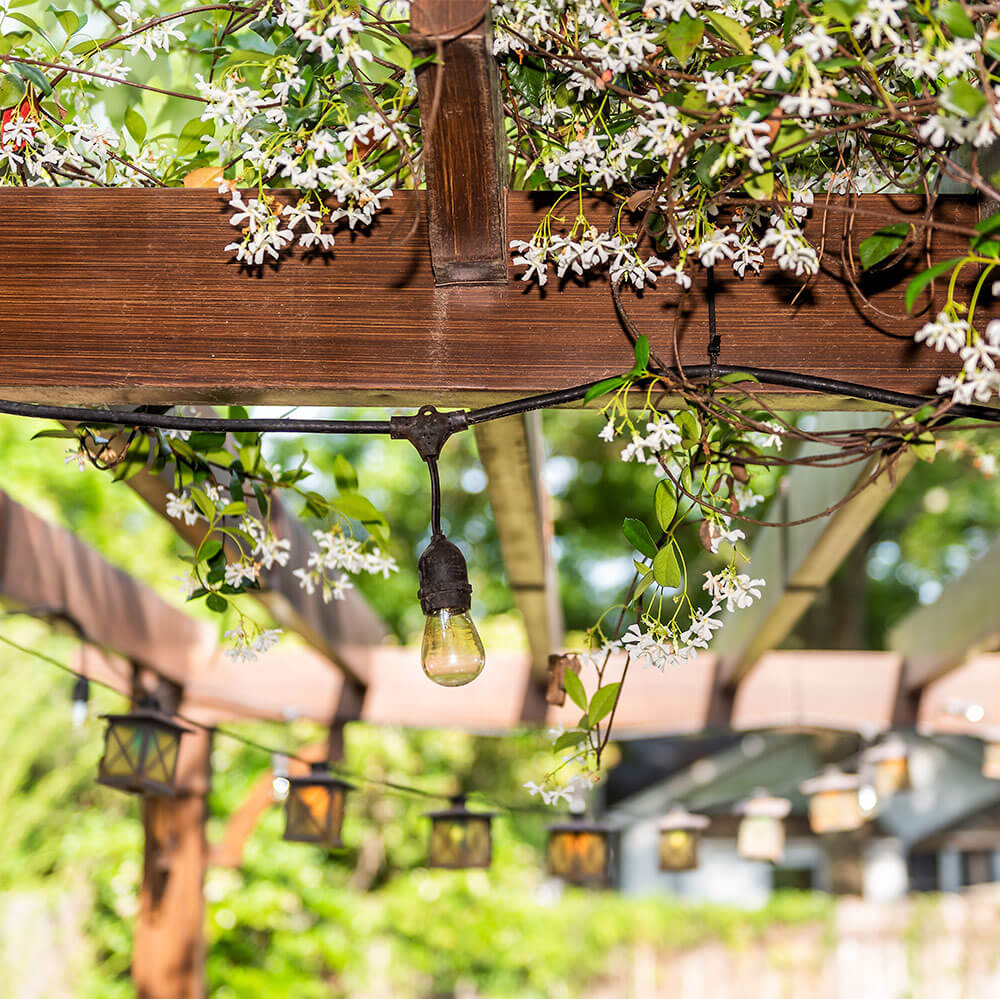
[413,0,508,284]
[0,190,979,405]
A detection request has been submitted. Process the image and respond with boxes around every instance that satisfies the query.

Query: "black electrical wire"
[1,364,997,436]
[0,622,562,817]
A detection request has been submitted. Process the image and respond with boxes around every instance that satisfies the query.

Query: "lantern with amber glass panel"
[283,765,353,848]
[736,792,791,862]
[97,706,192,796]
[800,767,865,834]
[547,814,615,886]
[861,736,910,798]
[426,795,494,869]
[658,806,710,872]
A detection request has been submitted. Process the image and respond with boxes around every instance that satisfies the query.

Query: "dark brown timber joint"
[411,0,509,286]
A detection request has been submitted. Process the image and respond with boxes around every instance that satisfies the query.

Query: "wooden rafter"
[0,190,978,406]
[473,413,562,677]
[711,413,914,701]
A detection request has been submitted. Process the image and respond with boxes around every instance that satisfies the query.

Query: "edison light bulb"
[421,607,485,686]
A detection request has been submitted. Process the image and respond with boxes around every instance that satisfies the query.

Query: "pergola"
[1,2,997,996]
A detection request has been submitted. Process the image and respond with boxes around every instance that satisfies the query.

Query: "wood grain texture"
[0,189,980,405]
[413,0,508,284]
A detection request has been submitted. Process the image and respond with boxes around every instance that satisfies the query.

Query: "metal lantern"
[861,736,910,797]
[427,795,495,869]
[658,806,710,872]
[283,764,353,847]
[736,792,791,863]
[800,767,865,834]
[97,707,192,796]
[547,814,615,886]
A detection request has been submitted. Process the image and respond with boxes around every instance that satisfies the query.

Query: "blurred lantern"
[861,736,910,797]
[982,735,1000,780]
[658,806,710,872]
[97,705,192,796]
[283,764,353,847]
[736,791,791,862]
[427,795,494,869]
[547,814,615,886]
[800,767,864,834]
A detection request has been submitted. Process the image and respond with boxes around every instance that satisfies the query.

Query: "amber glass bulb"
[421,608,485,686]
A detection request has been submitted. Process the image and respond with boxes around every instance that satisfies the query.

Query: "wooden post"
[132,675,211,999]
[412,0,508,284]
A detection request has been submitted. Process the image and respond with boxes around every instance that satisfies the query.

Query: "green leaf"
[623,517,657,559]
[332,454,358,492]
[675,410,700,447]
[859,223,910,270]
[936,1,976,38]
[705,10,753,53]
[199,538,222,562]
[124,108,146,145]
[552,730,587,753]
[563,669,587,712]
[652,543,682,588]
[940,79,986,119]
[46,4,85,36]
[632,335,650,374]
[585,376,627,404]
[188,486,216,520]
[31,427,80,440]
[0,72,26,102]
[0,32,32,56]
[631,572,656,605]
[334,492,390,537]
[10,61,52,96]
[177,115,214,156]
[904,257,963,312]
[588,683,621,727]
[206,592,228,613]
[664,15,703,63]
[220,501,247,516]
[654,481,678,531]
[743,170,774,200]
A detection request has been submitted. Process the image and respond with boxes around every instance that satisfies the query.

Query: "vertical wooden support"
[133,677,211,999]
[412,0,508,284]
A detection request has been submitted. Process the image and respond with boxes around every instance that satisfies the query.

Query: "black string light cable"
[0,364,998,436]
[0,622,559,817]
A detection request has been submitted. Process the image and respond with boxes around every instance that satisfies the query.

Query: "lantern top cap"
[287,768,355,790]
[737,792,791,818]
[861,735,909,763]
[99,708,194,734]
[800,767,863,795]
[547,813,614,834]
[659,805,710,831]
[426,794,495,820]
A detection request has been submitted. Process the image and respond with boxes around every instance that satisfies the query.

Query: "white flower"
[914,313,966,353]
[751,45,792,89]
[165,491,200,526]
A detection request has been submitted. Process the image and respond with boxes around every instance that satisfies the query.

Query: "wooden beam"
[133,678,210,999]
[0,191,978,405]
[711,413,914,695]
[892,536,1000,692]
[0,489,214,683]
[474,412,562,676]
[412,0,507,284]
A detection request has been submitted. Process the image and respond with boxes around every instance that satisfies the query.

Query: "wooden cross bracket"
[412,0,508,285]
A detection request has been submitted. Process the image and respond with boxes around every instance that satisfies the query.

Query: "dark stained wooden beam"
[412,0,507,284]
[0,190,979,406]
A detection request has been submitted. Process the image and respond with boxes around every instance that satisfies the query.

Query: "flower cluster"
[293,528,398,604]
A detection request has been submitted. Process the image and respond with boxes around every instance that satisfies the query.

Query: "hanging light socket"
[417,534,473,615]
